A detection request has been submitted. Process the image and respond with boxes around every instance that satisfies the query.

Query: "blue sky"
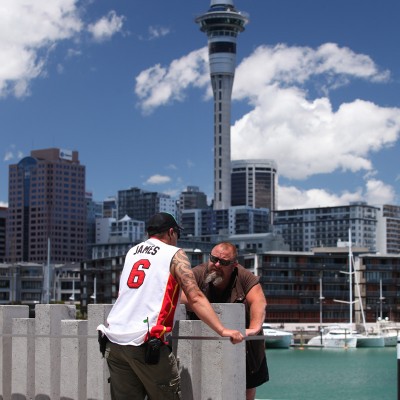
[1,0,400,210]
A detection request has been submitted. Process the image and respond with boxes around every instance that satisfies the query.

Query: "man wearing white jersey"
[97,212,243,400]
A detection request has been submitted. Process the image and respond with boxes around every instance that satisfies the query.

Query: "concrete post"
[87,304,113,400]
[34,304,75,400]
[12,317,35,400]
[60,319,88,400]
[0,305,29,400]
[173,303,246,400]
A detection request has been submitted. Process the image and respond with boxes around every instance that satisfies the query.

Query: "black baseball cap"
[146,212,183,236]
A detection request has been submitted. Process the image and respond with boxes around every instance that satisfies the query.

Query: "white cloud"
[135,48,209,114]
[232,90,400,180]
[233,43,389,100]
[278,178,396,210]
[4,151,13,162]
[144,174,171,185]
[87,10,124,42]
[365,179,396,206]
[0,0,83,98]
[278,185,363,210]
[148,26,170,40]
[0,201,8,207]
[3,146,24,162]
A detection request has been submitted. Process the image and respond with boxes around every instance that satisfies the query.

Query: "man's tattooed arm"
[171,249,200,297]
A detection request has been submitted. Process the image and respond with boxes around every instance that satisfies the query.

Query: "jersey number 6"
[127,259,150,288]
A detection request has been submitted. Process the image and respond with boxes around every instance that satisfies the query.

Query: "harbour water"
[256,347,396,400]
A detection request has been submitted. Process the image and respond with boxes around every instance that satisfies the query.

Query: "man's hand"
[245,327,262,336]
[221,328,244,344]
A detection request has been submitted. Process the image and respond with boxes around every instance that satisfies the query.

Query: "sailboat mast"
[348,229,353,326]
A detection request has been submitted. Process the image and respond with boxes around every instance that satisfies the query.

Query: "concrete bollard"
[12,317,35,400]
[60,319,88,400]
[34,304,76,400]
[87,304,113,400]
[173,303,246,400]
[0,305,29,400]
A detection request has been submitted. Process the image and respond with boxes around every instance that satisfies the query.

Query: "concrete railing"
[0,303,245,400]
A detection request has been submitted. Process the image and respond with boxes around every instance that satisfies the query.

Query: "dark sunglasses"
[209,253,234,267]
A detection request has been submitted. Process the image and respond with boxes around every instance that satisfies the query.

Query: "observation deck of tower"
[196,0,248,210]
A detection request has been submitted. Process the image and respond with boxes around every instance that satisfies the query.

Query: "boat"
[308,231,358,348]
[262,324,293,348]
[375,318,399,347]
[353,258,384,347]
[308,325,357,348]
[355,331,384,347]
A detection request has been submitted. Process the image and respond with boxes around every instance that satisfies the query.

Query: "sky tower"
[196,1,248,210]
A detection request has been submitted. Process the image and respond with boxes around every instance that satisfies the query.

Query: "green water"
[256,347,396,400]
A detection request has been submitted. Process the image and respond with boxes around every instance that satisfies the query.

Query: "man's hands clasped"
[221,328,244,344]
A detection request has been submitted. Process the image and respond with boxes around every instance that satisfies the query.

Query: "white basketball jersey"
[97,238,180,345]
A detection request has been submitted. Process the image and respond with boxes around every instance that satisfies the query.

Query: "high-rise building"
[273,202,379,252]
[181,206,269,237]
[376,204,400,254]
[231,159,278,217]
[102,196,117,218]
[117,187,177,223]
[179,186,208,211]
[196,0,248,210]
[6,148,87,264]
[178,186,208,224]
[86,192,103,258]
[0,207,6,262]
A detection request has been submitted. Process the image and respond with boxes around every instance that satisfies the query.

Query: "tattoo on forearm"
[172,250,199,296]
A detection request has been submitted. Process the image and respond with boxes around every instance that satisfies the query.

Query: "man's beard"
[204,271,223,286]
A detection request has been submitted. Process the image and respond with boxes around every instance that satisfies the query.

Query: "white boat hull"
[383,334,397,347]
[308,335,357,348]
[265,335,293,349]
[308,327,357,348]
[325,337,357,348]
[356,335,384,348]
[263,325,293,349]
[375,319,400,346]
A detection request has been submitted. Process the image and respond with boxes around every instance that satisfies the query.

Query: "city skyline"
[1,0,400,210]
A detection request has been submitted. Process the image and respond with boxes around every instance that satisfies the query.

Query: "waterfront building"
[196,0,248,210]
[181,206,269,237]
[6,148,87,264]
[53,263,81,303]
[256,247,400,324]
[273,202,379,252]
[229,233,289,255]
[0,207,6,262]
[376,204,400,254]
[117,187,177,223]
[359,253,400,322]
[0,262,43,306]
[231,159,278,222]
[91,241,135,261]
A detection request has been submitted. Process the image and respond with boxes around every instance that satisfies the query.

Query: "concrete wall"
[0,303,245,400]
